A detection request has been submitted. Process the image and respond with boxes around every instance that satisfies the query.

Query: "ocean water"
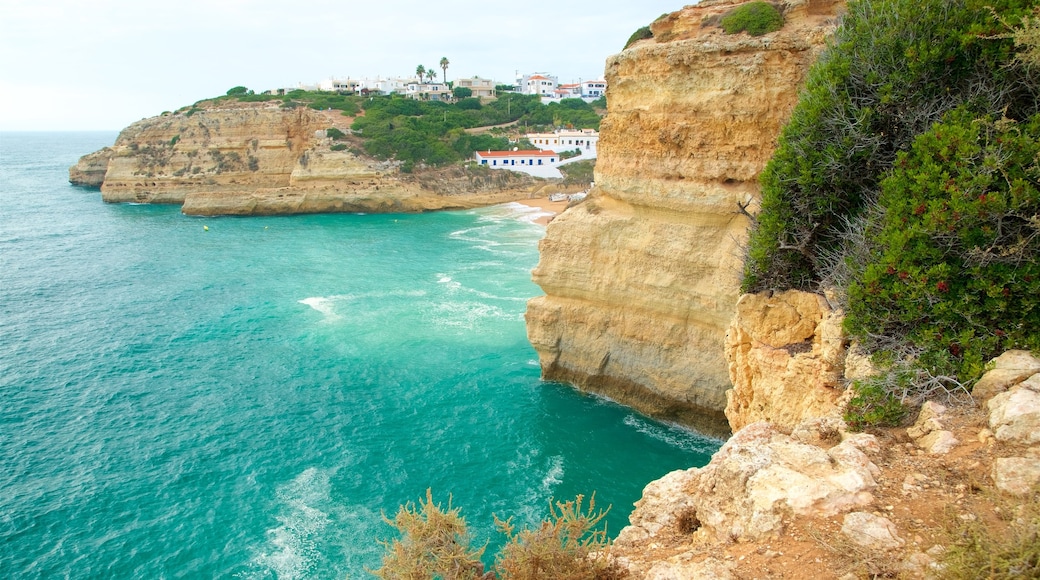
[0,132,721,579]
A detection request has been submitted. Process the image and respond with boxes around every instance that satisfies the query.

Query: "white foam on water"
[429,301,517,329]
[249,467,333,580]
[435,273,462,292]
[622,414,721,453]
[542,455,565,493]
[298,297,342,321]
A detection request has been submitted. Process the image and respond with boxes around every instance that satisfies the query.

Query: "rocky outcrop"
[724,290,847,432]
[985,356,1040,495]
[69,101,551,215]
[525,0,843,436]
[613,418,880,575]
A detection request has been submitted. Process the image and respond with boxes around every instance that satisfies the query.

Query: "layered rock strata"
[525,0,842,436]
[69,102,552,215]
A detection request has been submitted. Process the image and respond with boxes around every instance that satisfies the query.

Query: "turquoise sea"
[0,132,720,578]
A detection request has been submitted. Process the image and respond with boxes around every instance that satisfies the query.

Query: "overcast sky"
[0,0,692,131]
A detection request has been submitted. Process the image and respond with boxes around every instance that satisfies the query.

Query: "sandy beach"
[515,196,571,225]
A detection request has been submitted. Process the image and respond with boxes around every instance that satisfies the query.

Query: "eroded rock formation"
[69,101,553,215]
[525,0,843,436]
[724,290,848,432]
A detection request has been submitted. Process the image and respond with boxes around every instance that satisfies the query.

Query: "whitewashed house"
[580,80,607,99]
[524,129,599,156]
[474,150,561,178]
[517,73,559,96]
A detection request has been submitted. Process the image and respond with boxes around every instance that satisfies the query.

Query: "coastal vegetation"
[719,1,784,36]
[373,490,626,579]
[624,26,653,49]
[741,0,1039,414]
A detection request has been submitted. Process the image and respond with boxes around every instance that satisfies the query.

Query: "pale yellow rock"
[972,350,1040,402]
[724,290,848,432]
[616,419,878,551]
[526,0,842,436]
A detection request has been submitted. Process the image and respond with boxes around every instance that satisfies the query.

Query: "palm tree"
[415,65,426,83]
[426,67,437,83]
[439,57,449,83]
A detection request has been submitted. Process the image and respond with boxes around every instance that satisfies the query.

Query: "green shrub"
[330,143,348,151]
[843,378,910,431]
[453,86,473,99]
[844,110,1040,380]
[226,85,249,96]
[742,0,1039,295]
[326,127,347,140]
[624,26,653,49]
[719,2,783,36]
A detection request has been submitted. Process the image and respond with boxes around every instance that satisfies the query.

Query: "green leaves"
[719,2,784,36]
[846,111,1040,379]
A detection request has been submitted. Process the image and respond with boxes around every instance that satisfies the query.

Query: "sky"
[0,0,692,131]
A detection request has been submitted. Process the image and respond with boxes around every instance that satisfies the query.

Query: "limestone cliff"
[69,101,551,215]
[525,0,843,436]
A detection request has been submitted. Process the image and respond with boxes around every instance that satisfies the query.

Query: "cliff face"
[70,101,550,215]
[525,0,842,436]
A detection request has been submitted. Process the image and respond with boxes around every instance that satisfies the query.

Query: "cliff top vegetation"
[742,0,1040,393]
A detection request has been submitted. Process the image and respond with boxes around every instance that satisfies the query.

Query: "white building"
[517,73,559,96]
[580,80,607,99]
[474,149,561,178]
[319,78,361,93]
[404,82,452,101]
[524,129,599,156]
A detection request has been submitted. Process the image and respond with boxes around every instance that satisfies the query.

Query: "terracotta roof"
[558,83,581,88]
[476,150,557,158]
[528,75,549,80]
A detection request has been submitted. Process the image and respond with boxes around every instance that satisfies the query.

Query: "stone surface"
[917,430,959,455]
[524,0,842,436]
[987,375,1040,445]
[616,420,878,548]
[992,457,1040,496]
[69,102,554,215]
[972,350,1040,401]
[907,401,947,440]
[725,290,847,432]
[841,512,905,550]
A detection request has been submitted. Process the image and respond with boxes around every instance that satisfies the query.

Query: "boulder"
[987,374,1040,446]
[618,421,879,546]
[992,456,1040,496]
[973,350,1040,402]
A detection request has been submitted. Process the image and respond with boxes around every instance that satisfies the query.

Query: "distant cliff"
[525,0,843,437]
[69,101,555,215]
